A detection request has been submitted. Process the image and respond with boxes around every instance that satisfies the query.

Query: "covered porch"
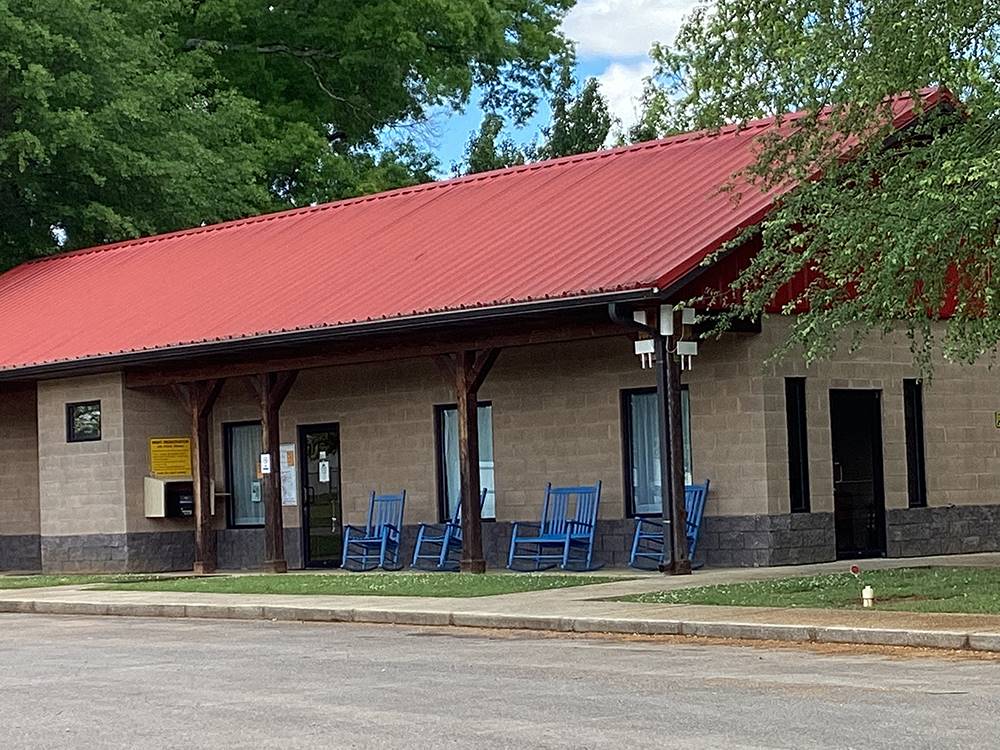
[119,299,707,574]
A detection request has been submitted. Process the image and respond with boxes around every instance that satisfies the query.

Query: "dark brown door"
[830,390,887,558]
[299,424,343,567]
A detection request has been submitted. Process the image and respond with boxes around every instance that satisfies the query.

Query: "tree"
[626,47,696,142]
[0,0,277,267]
[1,0,574,267]
[458,48,616,174]
[179,0,573,200]
[537,50,615,159]
[459,113,527,174]
[644,0,1000,370]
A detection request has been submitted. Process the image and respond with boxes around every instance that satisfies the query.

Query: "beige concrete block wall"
[101,318,1000,545]
[208,337,662,529]
[0,384,40,536]
[202,334,780,530]
[743,317,1000,515]
[122,385,196,534]
[484,338,657,522]
[920,360,1000,509]
[684,335,771,517]
[37,373,126,536]
[24,314,997,557]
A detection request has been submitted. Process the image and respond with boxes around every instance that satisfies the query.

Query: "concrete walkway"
[4,553,1000,653]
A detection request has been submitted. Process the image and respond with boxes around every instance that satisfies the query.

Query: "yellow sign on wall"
[149,437,192,477]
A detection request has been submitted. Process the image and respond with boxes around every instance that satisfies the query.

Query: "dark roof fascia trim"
[0,288,660,383]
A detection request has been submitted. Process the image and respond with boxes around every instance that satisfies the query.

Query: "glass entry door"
[299,424,343,567]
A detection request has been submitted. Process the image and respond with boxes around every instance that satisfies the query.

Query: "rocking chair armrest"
[565,519,594,533]
[381,523,401,537]
[343,524,368,538]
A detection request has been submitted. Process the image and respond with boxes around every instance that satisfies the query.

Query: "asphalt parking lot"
[1,614,997,749]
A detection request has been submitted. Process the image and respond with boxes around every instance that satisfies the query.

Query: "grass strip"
[622,567,1000,614]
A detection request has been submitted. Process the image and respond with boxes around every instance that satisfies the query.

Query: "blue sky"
[425,0,699,173]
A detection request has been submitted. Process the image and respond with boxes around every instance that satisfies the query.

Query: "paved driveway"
[1,614,997,749]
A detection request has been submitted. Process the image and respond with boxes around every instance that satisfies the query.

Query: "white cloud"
[595,60,655,131]
[562,0,697,59]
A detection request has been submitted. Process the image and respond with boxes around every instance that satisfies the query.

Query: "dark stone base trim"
[37,529,304,574]
[40,505,1000,573]
[697,512,837,567]
[217,528,303,571]
[41,533,129,573]
[402,515,834,570]
[0,534,41,572]
[125,531,194,572]
[887,505,1000,557]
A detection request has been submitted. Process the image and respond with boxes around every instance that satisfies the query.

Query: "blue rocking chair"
[507,482,602,571]
[629,480,710,569]
[341,490,406,570]
[411,488,488,570]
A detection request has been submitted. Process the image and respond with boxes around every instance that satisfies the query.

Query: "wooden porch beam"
[126,323,623,389]
[171,379,224,574]
[248,371,299,573]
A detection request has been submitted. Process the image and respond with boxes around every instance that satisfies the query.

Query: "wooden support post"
[435,349,499,574]
[665,339,691,575]
[172,379,224,575]
[654,330,691,575]
[249,371,298,573]
[653,335,676,572]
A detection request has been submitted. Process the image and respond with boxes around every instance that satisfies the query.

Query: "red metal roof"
[0,91,942,373]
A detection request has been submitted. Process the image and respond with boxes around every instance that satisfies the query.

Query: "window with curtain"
[437,403,496,520]
[623,387,692,516]
[226,422,264,527]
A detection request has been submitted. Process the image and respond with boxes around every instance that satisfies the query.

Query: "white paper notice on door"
[318,459,330,484]
[280,443,297,506]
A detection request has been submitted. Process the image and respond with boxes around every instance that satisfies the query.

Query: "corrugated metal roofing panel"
[0,91,940,372]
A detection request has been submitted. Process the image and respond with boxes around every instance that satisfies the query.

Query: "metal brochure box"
[144,477,215,518]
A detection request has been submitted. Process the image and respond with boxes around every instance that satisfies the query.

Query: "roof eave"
[0,287,661,383]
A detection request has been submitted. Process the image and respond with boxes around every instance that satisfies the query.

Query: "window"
[622,387,692,517]
[66,401,101,442]
[785,377,810,513]
[903,379,928,508]
[225,422,264,527]
[436,403,496,521]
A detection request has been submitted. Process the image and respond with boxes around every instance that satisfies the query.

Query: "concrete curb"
[2,598,998,652]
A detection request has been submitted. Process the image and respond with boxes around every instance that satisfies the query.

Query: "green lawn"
[623,567,1000,614]
[100,572,628,598]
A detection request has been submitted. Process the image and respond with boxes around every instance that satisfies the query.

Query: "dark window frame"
[223,420,264,529]
[903,379,928,508]
[66,400,102,443]
[620,385,691,519]
[785,377,811,513]
[434,401,495,523]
